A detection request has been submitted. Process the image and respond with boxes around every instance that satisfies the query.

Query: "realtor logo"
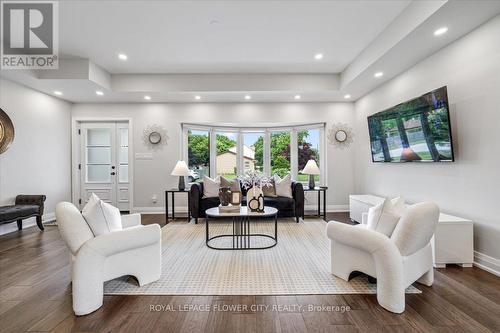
[1,0,58,69]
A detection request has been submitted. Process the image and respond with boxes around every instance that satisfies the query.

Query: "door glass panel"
[120,128,128,147]
[119,147,128,163]
[119,165,128,183]
[87,147,111,164]
[87,128,111,146]
[118,127,129,183]
[216,132,237,179]
[87,165,111,183]
[85,127,111,183]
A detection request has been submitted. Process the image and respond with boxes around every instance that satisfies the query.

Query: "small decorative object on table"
[219,187,231,206]
[301,159,320,189]
[170,160,190,191]
[231,191,242,205]
[239,171,272,213]
[248,192,264,212]
[218,204,240,213]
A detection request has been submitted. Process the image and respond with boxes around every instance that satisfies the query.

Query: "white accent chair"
[326,202,439,313]
[55,202,162,316]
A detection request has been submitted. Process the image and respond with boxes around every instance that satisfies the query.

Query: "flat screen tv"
[367,86,454,163]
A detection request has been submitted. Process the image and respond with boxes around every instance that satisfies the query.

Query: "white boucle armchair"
[326,202,439,313]
[56,202,161,316]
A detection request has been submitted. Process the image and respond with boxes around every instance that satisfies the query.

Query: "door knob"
[111,172,116,175]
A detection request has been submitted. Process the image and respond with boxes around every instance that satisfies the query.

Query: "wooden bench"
[0,195,46,231]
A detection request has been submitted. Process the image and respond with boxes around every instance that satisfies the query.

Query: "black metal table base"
[206,215,278,250]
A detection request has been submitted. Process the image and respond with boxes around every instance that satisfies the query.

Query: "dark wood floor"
[1,213,499,333]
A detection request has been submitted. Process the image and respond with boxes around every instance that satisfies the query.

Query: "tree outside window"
[270,131,291,177]
[187,130,210,182]
[298,129,320,182]
[185,124,324,181]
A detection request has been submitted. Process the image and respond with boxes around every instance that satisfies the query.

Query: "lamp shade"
[302,159,320,175]
[171,160,190,176]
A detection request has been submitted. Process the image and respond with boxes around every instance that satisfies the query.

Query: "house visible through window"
[183,124,325,185]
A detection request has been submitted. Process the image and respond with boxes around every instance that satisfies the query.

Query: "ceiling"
[1,0,500,103]
[57,0,410,74]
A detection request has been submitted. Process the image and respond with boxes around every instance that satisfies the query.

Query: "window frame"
[182,123,326,185]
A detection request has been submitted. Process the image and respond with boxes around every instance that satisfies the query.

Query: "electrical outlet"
[152,194,157,204]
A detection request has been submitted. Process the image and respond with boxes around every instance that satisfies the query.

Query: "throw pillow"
[366,198,401,237]
[262,179,277,197]
[274,174,293,198]
[391,196,406,215]
[202,175,220,198]
[82,193,122,236]
[220,176,241,192]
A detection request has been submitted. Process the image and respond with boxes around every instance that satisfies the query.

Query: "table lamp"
[171,160,190,191]
[302,159,320,189]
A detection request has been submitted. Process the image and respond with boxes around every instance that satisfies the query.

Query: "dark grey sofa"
[189,181,304,224]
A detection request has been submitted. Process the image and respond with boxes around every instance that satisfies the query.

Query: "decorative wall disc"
[0,108,15,154]
[143,124,168,150]
[327,123,354,149]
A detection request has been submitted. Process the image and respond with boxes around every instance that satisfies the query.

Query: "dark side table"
[165,188,191,223]
[303,186,328,221]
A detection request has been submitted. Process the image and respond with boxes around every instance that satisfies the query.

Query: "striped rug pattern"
[104,219,420,295]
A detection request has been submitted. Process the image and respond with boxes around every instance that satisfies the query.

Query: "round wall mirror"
[335,130,347,142]
[149,131,162,144]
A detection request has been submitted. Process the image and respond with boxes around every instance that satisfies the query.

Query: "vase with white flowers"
[238,171,273,212]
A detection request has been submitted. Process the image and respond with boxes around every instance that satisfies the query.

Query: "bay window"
[182,123,325,185]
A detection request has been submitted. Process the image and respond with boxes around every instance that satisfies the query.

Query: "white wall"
[354,16,500,263]
[72,102,356,211]
[0,79,72,234]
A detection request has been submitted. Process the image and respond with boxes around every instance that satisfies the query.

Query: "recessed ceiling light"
[144,95,151,100]
[194,95,201,100]
[244,95,251,100]
[118,53,128,60]
[294,95,301,100]
[374,72,384,78]
[314,53,323,60]
[95,90,104,96]
[344,94,351,99]
[434,27,448,36]
[54,91,63,96]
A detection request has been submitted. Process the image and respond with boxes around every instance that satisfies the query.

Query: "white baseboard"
[305,204,349,212]
[133,207,169,214]
[474,251,500,277]
[0,212,56,236]
[133,205,349,215]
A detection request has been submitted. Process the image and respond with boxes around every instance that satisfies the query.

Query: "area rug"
[104,219,420,295]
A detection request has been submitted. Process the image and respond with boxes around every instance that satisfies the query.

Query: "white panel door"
[79,122,130,210]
